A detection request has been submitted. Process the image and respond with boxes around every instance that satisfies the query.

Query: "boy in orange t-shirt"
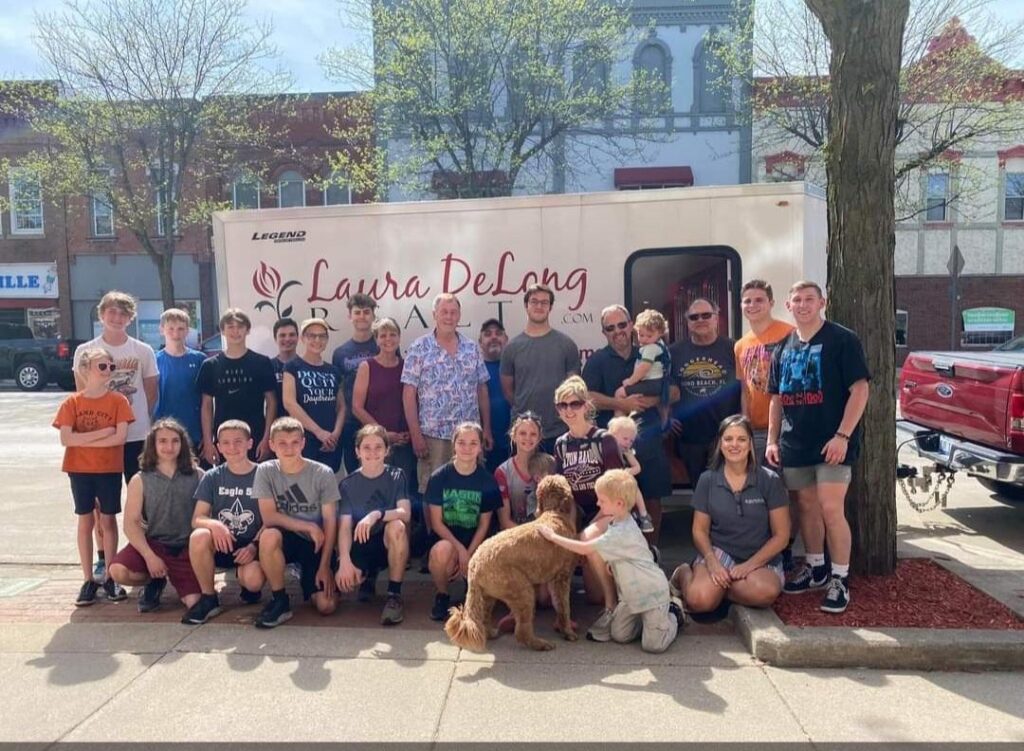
[53,347,134,607]
[734,280,795,463]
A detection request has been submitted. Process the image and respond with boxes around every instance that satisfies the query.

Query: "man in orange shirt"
[734,280,794,464]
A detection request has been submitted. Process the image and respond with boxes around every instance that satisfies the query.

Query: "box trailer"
[212,182,826,357]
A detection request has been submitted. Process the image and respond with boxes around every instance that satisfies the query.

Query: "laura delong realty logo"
[252,262,303,319]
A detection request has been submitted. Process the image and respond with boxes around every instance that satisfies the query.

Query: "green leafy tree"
[11,0,289,308]
[321,0,671,199]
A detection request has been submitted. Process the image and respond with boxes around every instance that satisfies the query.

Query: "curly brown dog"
[445,475,578,651]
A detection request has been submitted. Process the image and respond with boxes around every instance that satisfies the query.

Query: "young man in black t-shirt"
[767,281,870,614]
[198,309,277,464]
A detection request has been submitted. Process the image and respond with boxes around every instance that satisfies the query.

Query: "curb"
[731,605,1024,671]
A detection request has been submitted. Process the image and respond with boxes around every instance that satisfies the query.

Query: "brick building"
[1,88,368,345]
[751,19,1024,363]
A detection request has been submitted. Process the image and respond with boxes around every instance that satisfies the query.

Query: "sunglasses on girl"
[687,312,715,321]
[555,399,586,411]
[95,362,115,372]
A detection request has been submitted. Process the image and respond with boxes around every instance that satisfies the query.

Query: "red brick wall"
[895,275,1024,364]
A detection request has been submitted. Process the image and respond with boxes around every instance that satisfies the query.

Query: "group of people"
[54,275,869,649]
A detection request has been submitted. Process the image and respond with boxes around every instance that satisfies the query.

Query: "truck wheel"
[977,478,1024,502]
[14,362,47,392]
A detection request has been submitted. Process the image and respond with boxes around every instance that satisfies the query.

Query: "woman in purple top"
[282,318,346,472]
[351,317,417,492]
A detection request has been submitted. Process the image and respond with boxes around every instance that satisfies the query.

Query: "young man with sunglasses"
[669,298,741,488]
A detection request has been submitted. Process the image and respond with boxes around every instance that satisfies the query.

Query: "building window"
[634,40,671,114]
[323,171,351,206]
[573,45,608,97]
[1005,172,1024,221]
[9,170,44,235]
[925,172,948,222]
[693,31,730,113]
[896,309,908,347]
[92,191,114,236]
[232,178,261,209]
[278,170,305,208]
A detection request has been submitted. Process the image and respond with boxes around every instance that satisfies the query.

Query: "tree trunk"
[805,0,909,575]
[156,252,176,311]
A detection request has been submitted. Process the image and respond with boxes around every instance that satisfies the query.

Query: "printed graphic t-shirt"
[768,321,871,467]
[425,462,501,535]
[252,459,341,541]
[669,337,741,443]
[194,463,262,548]
[74,335,158,443]
[53,391,135,473]
[734,320,795,430]
[197,350,276,443]
[283,358,341,433]
[553,427,624,510]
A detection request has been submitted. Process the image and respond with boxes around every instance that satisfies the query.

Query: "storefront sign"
[962,307,1015,332]
[0,263,58,299]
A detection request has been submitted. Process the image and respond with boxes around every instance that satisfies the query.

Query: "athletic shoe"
[255,595,293,629]
[380,594,404,625]
[358,572,377,603]
[137,577,167,613]
[637,513,655,534]
[182,594,223,625]
[101,578,127,602]
[92,558,106,582]
[239,587,262,605]
[76,580,100,607]
[586,608,614,642]
[782,563,829,595]
[430,593,451,621]
[820,575,850,614]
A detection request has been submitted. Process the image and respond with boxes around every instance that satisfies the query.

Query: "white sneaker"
[586,608,614,642]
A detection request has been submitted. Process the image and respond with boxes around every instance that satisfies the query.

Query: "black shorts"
[213,546,259,569]
[123,441,144,483]
[350,533,389,574]
[429,527,477,550]
[68,472,122,515]
[280,529,334,600]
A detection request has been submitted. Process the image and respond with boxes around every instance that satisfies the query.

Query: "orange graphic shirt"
[53,391,135,473]
[735,320,795,430]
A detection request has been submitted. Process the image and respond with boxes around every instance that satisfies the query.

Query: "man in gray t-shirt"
[500,284,580,449]
[252,418,341,628]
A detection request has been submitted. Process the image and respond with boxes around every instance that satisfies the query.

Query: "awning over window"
[614,166,694,189]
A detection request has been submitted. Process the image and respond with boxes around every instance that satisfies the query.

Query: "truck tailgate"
[899,352,1021,450]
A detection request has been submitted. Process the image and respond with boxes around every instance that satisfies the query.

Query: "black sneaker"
[182,594,223,625]
[358,571,377,603]
[101,578,127,602]
[76,580,100,607]
[820,575,850,614]
[239,587,262,605]
[430,593,451,621]
[137,577,167,613]
[782,563,829,595]
[255,595,293,629]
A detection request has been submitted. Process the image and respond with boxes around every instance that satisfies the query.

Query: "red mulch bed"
[773,558,1024,630]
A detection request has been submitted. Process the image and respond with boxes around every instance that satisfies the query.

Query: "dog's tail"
[444,588,489,652]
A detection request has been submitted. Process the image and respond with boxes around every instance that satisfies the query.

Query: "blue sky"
[2,0,1023,92]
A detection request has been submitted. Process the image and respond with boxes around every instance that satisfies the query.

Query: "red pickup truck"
[898,348,1024,499]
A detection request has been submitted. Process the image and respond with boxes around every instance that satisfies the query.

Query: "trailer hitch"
[897,436,956,513]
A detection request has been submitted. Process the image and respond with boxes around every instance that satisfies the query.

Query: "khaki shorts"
[417,436,453,494]
[782,463,852,490]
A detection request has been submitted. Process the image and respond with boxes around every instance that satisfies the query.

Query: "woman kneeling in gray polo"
[671,415,790,613]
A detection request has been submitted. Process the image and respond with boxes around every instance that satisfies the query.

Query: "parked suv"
[0,323,80,391]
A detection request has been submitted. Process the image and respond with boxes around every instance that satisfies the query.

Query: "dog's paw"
[561,630,578,642]
[527,638,555,651]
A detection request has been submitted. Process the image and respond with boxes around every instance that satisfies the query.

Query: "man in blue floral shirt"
[402,293,493,497]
